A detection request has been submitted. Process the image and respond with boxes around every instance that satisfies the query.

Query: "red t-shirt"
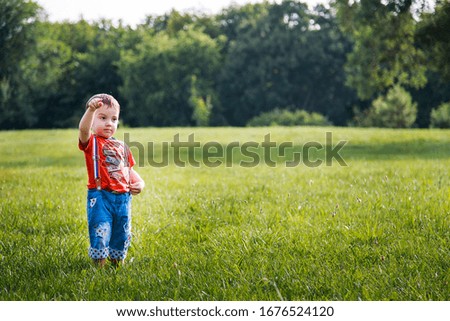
[79,134,136,193]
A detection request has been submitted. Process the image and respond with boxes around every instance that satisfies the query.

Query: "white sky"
[36,0,329,26]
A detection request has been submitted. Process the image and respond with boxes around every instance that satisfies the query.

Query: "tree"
[142,9,222,40]
[416,1,450,81]
[0,0,40,78]
[216,2,269,50]
[0,0,40,129]
[14,21,75,128]
[119,29,221,126]
[335,0,427,100]
[73,20,131,126]
[8,19,130,129]
[219,1,356,126]
[410,0,450,127]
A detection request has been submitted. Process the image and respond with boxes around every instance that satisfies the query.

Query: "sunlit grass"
[0,127,448,300]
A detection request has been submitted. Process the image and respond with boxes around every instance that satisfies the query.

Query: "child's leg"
[109,193,132,264]
[87,190,113,266]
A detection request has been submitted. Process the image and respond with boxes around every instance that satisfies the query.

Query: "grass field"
[0,127,448,301]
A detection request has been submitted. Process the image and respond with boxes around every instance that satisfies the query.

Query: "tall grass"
[0,127,448,300]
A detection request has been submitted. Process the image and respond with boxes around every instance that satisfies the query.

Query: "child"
[78,93,145,267]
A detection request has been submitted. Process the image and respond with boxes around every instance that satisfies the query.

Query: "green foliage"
[0,0,41,128]
[190,76,212,127]
[247,108,330,126]
[0,18,131,129]
[119,29,221,127]
[416,1,450,81]
[1,0,450,129]
[430,102,450,128]
[15,22,76,128]
[354,85,417,128]
[216,2,269,48]
[1,127,449,300]
[219,1,355,125]
[336,0,427,100]
[0,0,40,78]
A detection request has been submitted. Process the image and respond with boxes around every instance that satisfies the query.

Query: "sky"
[36,0,329,26]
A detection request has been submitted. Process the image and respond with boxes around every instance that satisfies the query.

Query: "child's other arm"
[129,169,145,195]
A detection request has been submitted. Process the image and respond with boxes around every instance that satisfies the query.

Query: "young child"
[78,93,145,267]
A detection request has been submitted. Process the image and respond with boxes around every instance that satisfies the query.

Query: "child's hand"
[86,98,103,111]
[130,181,145,195]
[129,169,144,195]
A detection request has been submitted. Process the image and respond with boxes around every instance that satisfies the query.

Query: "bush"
[247,108,330,127]
[430,102,450,128]
[354,85,417,128]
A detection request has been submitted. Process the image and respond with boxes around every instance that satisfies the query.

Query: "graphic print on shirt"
[102,139,130,186]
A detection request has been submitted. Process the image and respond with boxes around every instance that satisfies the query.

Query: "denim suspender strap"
[93,135,101,190]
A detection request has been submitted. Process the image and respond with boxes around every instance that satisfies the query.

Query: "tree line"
[1,0,449,129]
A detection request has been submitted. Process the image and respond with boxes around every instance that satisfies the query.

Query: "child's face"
[92,104,120,138]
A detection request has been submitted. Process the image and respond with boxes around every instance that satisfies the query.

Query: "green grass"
[0,127,449,300]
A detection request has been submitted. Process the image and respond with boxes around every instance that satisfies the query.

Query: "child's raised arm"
[79,99,102,144]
